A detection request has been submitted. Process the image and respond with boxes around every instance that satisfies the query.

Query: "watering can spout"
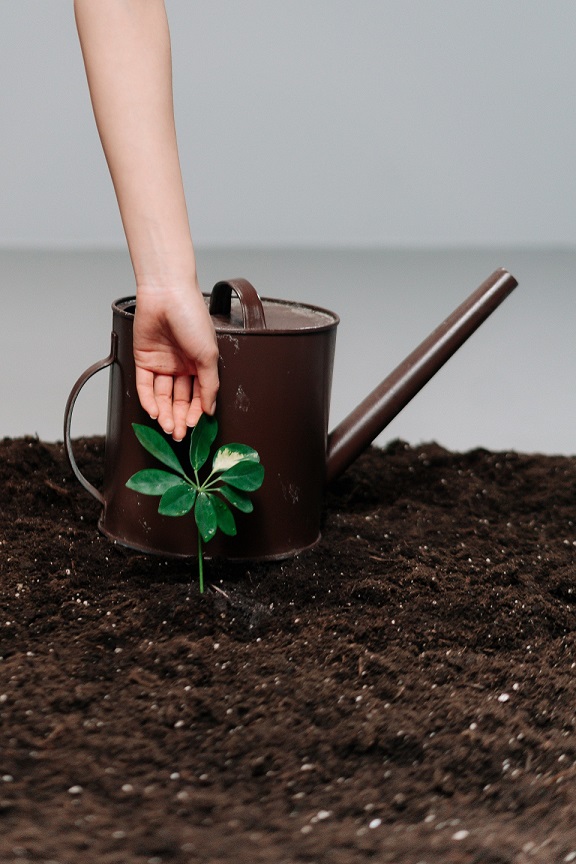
[326,268,518,485]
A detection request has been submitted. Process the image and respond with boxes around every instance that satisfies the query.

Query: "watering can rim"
[113,289,341,336]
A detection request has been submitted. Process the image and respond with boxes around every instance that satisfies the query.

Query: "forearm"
[74,0,197,289]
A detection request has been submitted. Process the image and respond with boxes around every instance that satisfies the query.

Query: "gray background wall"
[2,0,575,248]
[1,2,575,455]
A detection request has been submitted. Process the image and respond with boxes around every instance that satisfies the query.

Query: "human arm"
[74,0,218,439]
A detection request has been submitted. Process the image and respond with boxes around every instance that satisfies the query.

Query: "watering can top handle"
[209,278,267,330]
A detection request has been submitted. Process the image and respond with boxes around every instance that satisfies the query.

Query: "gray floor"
[2,246,574,455]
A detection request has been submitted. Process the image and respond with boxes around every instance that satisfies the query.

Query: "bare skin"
[74,0,219,440]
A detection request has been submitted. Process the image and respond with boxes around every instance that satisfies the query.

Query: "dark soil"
[1,436,576,863]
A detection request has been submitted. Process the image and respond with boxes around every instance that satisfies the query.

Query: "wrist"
[136,275,200,295]
[135,279,207,316]
[126,213,199,294]
[133,249,200,297]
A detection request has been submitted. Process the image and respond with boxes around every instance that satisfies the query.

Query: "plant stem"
[197,528,204,594]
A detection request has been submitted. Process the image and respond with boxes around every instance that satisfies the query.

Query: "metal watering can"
[64,268,517,560]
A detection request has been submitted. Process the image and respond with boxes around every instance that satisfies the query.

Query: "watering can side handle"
[63,331,118,506]
[210,279,267,329]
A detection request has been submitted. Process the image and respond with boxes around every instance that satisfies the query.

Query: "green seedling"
[126,414,264,593]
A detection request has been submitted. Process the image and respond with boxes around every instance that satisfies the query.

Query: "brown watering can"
[64,268,517,561]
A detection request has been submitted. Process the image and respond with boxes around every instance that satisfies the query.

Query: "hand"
[133,282,219,441]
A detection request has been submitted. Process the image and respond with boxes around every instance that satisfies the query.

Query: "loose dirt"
[1,436,576,863]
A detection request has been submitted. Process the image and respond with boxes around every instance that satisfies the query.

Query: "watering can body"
[65,280,339,559]
[64,270,517,561]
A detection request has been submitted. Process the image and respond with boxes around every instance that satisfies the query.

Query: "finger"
[153,374,175,435]
[185,377,204,429]
[135,367,159,419]
[172,375,192,441]
[194,355,220,418]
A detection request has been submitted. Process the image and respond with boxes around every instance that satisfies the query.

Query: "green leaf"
[212,443,260,473]
[126,469,184,495]
[194,491,218,543]
[189,414,219,472]
[212,496,237,536]
[218,484,254,513]
[220,460,264,492]
[132,424,186,476]
[158,483,197,516]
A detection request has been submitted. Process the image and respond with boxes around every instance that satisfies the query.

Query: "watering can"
[64,268,517,560]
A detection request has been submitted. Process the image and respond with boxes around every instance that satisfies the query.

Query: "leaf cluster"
[126,415,264,545]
